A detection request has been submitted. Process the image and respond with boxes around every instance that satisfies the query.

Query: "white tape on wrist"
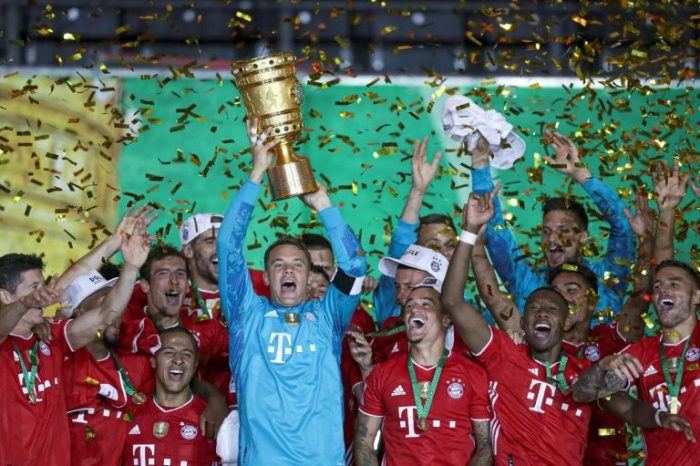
[654,409,664,427]
[459,230,478,245]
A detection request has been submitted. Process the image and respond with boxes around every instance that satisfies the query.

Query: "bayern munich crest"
[686,346,700,362]
[584,344,601,362]
[39,341,51,356]
[180,424,198,440]
[447,382,464,400]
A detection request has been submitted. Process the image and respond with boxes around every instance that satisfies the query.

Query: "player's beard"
[194,253,218,285]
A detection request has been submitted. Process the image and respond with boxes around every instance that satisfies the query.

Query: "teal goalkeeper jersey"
[218,180,367,465]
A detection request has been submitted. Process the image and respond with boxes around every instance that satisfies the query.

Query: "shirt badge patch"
[303,312,317,322]
[686,346,700,362]
[584,344,601,362]
[153,421,169,439]
[39,341,51,356]
[180,424,198,440]
[284,312,300,326]
[447,381,464,400]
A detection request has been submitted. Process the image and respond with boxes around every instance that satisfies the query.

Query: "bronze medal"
[153,421,169,438]
[285,312,300,326]
[132,392,146,405]
[417,418,429,431]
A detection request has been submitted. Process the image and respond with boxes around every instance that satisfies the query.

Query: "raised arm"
[545,130,635,313]
[218,119,277,324]
[652,159,689,263]
[471,240,521,332]
[442,188,499,354]
[400,137,442,223]
[303,186,367,331]
[471,135,538,311]
[66,218,151,350]
[618,193,655,342]
[53,205,156,291]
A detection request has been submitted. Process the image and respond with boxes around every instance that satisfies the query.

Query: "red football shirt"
[621,323,700,466]
[473,327,592,466]
[122,395,219,466]
[0,320,75,466]
[360,350,490,466]
[65,349,153,466]
[563,322,630,466]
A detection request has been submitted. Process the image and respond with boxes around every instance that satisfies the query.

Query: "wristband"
[459,230,478,245]
[654,409,664,427]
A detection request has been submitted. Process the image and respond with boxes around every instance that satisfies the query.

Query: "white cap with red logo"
[179,213,223,246]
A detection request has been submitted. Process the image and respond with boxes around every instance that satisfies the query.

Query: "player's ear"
[150,355,156,370]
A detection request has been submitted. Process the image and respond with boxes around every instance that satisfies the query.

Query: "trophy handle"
[267,142,318,200]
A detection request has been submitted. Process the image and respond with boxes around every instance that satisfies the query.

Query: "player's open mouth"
[547,244,564,262]
[408,316,426,329]
[164,289,180,304]
[533,322,552,338]
[168,368,185,382]
[658,297,675,313]
[281,279,297,294]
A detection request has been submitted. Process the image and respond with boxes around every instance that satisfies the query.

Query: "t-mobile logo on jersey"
[131,444,189,466]
[527,379,556,413]
[267,332,318,364]
[397,406,457,438]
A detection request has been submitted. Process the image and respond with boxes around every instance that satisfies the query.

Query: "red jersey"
[122,395,219,466]
[0,320,75,466]
[474,327,592,466]
[341,306,376,453]
[621,323,700,466]
[359,351,490,466]
[563,322,631,466]
[65,349,154,466]
[181,286,223,322]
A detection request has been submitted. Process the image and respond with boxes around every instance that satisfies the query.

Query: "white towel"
[442,95,526,170]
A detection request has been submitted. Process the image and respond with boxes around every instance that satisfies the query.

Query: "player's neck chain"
[12,339,39,404]
[659,336,690,414]
[407,349,448,431]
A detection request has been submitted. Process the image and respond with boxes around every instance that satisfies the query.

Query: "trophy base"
[268,157,318,200]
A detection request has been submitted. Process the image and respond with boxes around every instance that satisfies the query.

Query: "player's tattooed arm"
[573,355,636,403]
[469,420,493,466]
[353,412,381,466]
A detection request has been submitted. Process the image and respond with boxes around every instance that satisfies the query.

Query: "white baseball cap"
[62,270,118,313]
[179,213,223,246]
[378,245,448,282]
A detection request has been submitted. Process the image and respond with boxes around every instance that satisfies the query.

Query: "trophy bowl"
[232,52,318,200]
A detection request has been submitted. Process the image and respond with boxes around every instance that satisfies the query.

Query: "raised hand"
[470,134,491,169]
[653,159,689,211]
[624,193,654,238]
[543,130,592,184]
[601,353,643,383]
[361,276,379,294]
[20,285,62,311]
[247,116,279,183]
[346,329,373,374]
[462,183,501,233]
[301,183,332,212]
[120,218,152,269]
[410,137,442,194]
[115,205,157,238]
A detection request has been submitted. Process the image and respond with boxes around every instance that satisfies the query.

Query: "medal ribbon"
[365,324,405,338]
[407,349,448,427]
[110,350,141,401]
[12,340,39,403]
[190,279,211,320]
[659,336,691,411]
[544,355,569,393]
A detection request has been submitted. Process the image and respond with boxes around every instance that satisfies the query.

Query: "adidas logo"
[391,385,406,397]
[528,368,539,377]
[264,310,279,318]
[128,425,141,435]
[391,343,400,354]
[643,365,657,377]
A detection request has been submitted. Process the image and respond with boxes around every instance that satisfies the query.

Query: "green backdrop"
[119,78,700,275]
